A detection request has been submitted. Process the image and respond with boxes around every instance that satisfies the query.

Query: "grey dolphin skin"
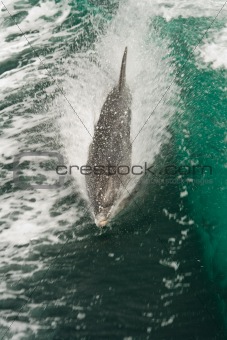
[86,47,132,227]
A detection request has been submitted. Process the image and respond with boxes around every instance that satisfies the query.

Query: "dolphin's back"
[86,47,132,224]
[119,47,128,93]
[92,46,131,164]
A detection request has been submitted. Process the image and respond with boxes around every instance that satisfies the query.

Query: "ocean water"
[0,0,226,339]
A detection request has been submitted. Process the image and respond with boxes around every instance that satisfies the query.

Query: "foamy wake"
[198,25,227,69]
[56,0,176,209]
[0,0,70,100]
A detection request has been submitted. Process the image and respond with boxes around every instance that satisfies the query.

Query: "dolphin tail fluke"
[119,47,127,93]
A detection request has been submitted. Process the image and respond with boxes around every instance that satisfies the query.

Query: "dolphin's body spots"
[86,47,132,227]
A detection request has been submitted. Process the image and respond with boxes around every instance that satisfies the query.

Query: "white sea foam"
[155,0,227,21]
[0,0,70,61]
[0,0,70,100]
[198,25,227,69]
[154,1,227,71]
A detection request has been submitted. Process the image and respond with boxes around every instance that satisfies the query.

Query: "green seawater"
[0,0,226,339]
[155,16,227,329]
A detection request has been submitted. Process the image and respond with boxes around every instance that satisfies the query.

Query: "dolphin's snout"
[95,213,109,228]
[97,219,108,228]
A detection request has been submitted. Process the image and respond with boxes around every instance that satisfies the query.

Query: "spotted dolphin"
[86,47,132,227]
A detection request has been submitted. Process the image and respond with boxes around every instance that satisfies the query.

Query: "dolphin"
[86,47,132,227]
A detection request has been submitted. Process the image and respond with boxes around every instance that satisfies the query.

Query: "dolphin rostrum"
[86,47,132,227]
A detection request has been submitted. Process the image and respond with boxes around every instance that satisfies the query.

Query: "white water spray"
[55,0,176,218]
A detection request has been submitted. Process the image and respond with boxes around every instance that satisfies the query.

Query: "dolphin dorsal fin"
[118,47,128,93]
